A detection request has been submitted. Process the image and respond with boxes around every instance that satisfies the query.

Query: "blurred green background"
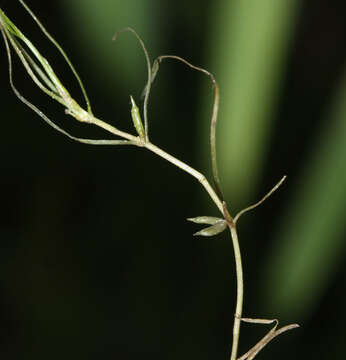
[1,0,346,359]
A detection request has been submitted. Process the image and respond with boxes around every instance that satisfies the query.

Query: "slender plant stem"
[147,138,245,360]
[87,114,243,360]
[145,142,224,214]
[233,175,287,224]
[89,114,243,360]
[228,223,244,360]
[89,51,243,359]
[90,117,139,142]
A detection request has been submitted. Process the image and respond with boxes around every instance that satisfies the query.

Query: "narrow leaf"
[18,0,93,114]
[187,216,223,225]
[193,220,227,237]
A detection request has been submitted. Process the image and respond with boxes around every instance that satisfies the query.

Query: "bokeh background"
[1,0,345,359]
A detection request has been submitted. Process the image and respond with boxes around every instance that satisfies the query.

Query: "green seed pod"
[193,220,227,237]
[130,95,145,140]
[187,216,223,225]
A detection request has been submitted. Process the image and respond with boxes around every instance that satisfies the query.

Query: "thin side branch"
[233,175,287,224]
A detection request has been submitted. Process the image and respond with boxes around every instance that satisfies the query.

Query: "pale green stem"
[229,223,244,360]
[234,175,287,224]
[145,142,224,214]
[89,117,139,143]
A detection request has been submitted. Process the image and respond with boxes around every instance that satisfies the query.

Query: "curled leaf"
[193,220,227,237]
[187,216,223,225]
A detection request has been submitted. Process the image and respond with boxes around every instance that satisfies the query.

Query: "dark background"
[1,0,345,359]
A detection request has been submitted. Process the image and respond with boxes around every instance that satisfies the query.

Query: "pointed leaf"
[187,216,223,225]
[193,220,227,237]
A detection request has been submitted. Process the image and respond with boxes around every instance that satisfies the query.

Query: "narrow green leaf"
[0,20,65,105]
[261,69,346,317]
[202,0,299,205]
[187,216,223,225]
[193,220,227,237]
[18,0,93,114]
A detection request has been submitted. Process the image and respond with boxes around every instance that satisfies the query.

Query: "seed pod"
[193,219,227,237]
[187,216,223,225]
[130,95,145,140]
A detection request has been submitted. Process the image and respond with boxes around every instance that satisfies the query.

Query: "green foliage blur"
[0,0,345,359]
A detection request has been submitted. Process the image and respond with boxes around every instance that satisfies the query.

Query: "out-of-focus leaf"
[201,0,299,207]
[261,69,346,317]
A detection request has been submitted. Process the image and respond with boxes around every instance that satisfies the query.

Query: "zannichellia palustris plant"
[0,1,299,359]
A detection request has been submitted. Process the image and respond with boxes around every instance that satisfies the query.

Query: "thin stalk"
[145,142,224,214]
[233,175,287,224]
[89,117,139,143]
[228,223,244,360]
